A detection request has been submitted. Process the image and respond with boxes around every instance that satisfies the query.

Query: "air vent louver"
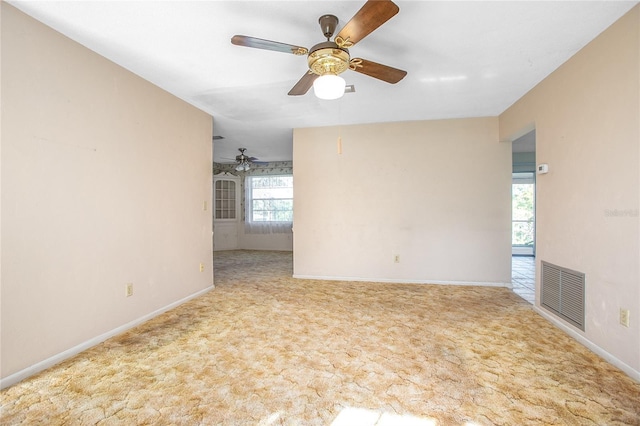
[541,261,585,331]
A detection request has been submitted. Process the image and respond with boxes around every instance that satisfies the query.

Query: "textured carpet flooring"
[2,250,639,425]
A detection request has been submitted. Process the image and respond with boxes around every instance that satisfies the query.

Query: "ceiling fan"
[230,148,263,172]
[231,0,407,100]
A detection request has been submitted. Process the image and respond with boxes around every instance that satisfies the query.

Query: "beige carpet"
[2,250,639,425]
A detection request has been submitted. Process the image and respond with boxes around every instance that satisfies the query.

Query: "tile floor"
[512,256,535,304]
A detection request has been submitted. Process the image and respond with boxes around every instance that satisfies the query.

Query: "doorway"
[511,129,536,304]
[511,129,536,256]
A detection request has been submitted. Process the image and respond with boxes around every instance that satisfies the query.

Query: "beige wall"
[239,230,293,251]
[500,6,640,374]
[293,118,511,285]
[1,4,213,381]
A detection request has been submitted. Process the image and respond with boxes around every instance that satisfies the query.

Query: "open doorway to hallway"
[512,129,536,304]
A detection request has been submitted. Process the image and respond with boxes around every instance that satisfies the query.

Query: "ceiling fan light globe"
[313,74,346,100]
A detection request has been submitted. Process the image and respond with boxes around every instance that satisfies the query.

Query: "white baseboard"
[1,285,214,390]
[534,306,640,382]
[293,275,511,288]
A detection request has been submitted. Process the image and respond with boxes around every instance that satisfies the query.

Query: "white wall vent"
[541,261,585,331]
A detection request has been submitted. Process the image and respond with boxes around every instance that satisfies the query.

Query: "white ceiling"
[9,1,638,163]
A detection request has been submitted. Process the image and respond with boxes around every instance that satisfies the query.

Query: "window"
[245,175,293,233]
[512,172,535,255]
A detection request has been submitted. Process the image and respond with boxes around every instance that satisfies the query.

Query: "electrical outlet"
[126,283,133,297]
[199,263,205,272]
[394,255,400,263]
[620,309,630,327]
[203,201,207,211]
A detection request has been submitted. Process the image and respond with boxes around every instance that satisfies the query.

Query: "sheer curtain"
[244,175,293,234]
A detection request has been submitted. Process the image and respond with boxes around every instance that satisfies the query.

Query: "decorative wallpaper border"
[213,161,293,177]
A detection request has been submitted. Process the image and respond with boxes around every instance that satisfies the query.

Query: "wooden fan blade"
[231,35,308,55]
[288,72,319,96]
[336,0,399,46]
[351,58,407,84]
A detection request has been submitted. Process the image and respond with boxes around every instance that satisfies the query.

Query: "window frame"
[244,174,293,233]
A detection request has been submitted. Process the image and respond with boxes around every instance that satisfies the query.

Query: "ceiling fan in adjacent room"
[230,148,264,172]
[231,0,407,100]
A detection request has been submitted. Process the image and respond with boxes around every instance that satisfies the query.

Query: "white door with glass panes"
[213,173,240,251]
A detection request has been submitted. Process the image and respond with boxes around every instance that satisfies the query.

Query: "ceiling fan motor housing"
[308,42,350,76]
[318,14,339,39]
